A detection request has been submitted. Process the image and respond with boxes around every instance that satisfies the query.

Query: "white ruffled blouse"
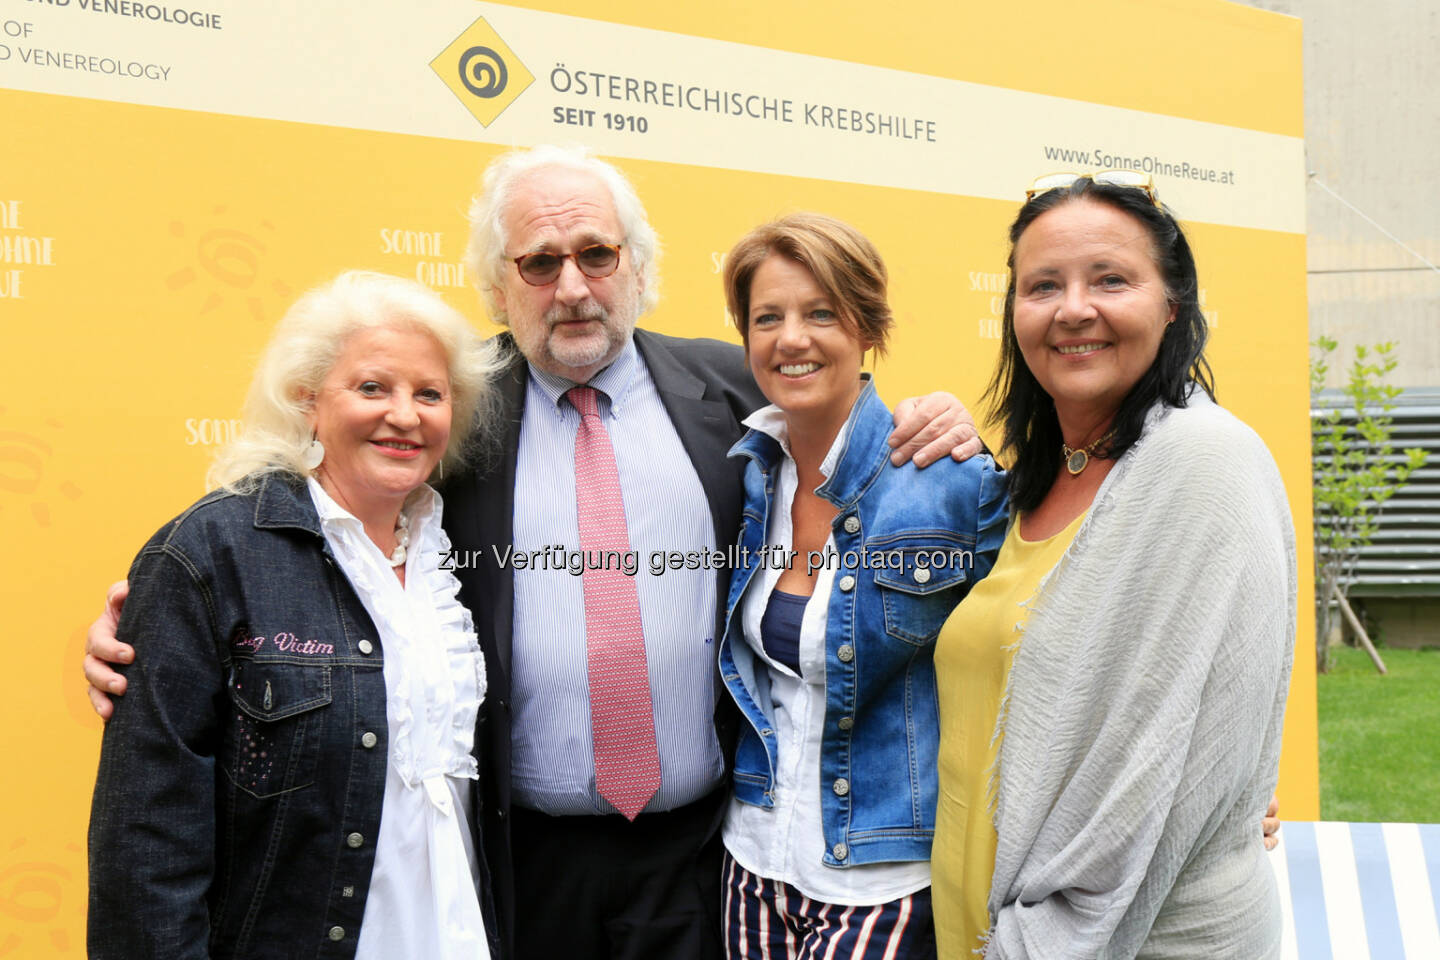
[306,479,490,960]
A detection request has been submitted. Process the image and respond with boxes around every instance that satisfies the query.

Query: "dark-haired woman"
[931,172,1295,959]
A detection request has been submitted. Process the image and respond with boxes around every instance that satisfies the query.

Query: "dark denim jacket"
[719,380,1008,866]
[88,474,496,959]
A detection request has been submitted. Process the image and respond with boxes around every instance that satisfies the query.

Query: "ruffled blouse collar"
[305,478,484,787]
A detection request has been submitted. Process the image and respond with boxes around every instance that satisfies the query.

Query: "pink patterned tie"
[566,385,662,820]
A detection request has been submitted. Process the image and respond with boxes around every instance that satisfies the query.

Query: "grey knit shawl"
[982,395,1296,959]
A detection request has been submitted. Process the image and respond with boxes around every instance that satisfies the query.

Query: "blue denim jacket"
[88,474,497,960]
[719,380,1008,866]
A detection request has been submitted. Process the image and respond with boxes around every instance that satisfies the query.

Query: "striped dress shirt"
[509,337,726,815]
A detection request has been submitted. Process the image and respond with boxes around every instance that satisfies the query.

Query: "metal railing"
[1312,387,1440,597]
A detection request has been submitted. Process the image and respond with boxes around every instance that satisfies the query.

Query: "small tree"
[1310,337,1427,673]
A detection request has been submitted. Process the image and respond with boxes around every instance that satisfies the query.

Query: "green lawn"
[1318,645,1440,822]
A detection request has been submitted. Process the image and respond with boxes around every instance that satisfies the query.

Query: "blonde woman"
[88,272,503,960]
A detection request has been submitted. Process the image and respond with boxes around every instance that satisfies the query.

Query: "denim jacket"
[718,380,1007,867]
[88,474,495,960]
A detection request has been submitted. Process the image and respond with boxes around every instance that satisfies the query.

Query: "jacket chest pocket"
[870,536,975,645]
[222,659,333,799]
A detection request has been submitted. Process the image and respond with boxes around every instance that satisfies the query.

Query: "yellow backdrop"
[0,0,1310,953]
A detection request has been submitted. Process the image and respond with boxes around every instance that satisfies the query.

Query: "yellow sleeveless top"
[931,511,1085,957]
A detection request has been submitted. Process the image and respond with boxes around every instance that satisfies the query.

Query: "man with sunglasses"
[82,144,981,960]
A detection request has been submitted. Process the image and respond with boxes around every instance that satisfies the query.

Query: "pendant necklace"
[1061,431,1113,476]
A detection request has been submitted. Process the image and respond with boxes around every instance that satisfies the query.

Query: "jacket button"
[361,731,378,749]
[832,778,850,796]
[832,843,848,860]
[328,926,345,942]
[346,832,364,848]
[837,716,854,731]
[836,644,854,663]
[913,567,932,584]
[838,575,856,592]
[357,639,374,655]
[842,516,860,534]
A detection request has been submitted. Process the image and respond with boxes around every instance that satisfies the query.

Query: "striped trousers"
[723,852,936,960]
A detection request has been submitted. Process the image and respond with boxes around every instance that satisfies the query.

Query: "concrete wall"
[1360,599,1440,649]
[1236,0,1440,388]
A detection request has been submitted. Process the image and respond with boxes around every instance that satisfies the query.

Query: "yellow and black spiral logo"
[432,17,533,127]
[458,46,508,99]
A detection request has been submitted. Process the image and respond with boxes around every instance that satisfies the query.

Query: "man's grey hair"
[464,144,661,324]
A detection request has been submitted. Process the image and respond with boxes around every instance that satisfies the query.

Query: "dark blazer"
[440,328,766,959]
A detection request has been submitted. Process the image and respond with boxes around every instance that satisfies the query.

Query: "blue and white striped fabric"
[1272,822,1440,959]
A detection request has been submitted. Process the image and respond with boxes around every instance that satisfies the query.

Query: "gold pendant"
[1066,449,1089,475]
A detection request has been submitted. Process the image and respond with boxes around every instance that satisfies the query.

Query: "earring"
[438,459,444,480]
[303,436,325,471]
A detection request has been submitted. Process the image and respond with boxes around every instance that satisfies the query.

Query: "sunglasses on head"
[1025,170,1162,206]
[511,243,623,286]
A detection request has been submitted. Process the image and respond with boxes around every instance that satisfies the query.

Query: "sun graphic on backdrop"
[166,206,292,323]
[0,838,81,954]
[0,408,82,528]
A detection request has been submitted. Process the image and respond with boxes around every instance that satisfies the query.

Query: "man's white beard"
[540,300,634,375]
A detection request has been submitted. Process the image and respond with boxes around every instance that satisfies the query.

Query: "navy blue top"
[760,589,809,676]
